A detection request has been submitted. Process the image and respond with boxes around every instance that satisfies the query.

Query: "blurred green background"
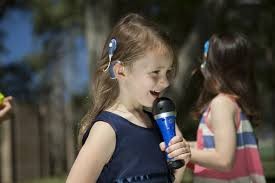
[0,0,274,182]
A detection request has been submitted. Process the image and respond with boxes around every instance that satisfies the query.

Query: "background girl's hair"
[193,32,260,126]
[78,13,177,146]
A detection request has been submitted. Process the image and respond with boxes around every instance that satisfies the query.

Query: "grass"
[23,177,65,183]
[263,161,275,177]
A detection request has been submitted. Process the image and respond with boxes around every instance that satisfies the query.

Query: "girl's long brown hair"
[79,13,177,146]
[194,33,260,126]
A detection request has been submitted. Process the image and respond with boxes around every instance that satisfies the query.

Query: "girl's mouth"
[150,90,160,98]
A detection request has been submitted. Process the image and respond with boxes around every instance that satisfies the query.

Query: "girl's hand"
[0,96,13,122]
[159,136,191,164]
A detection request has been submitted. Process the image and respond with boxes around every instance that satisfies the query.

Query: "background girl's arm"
[66,122,116,183]
[188,141,196,148]
[190,95,237,171]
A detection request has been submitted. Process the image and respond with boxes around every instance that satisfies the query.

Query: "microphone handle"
[168,160,184,169]
[154,113,184,169]
[152,97,184,169]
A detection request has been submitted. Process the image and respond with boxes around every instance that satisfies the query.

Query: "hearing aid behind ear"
[109,60,123,79]
[103,38,120,79]
[108,38,117,62]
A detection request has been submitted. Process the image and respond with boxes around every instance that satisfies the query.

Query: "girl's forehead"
[134,51,173,69]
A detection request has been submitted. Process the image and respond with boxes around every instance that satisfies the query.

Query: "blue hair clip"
[104,38,118,73]
[201,40,209,70]
[203,40,209,58]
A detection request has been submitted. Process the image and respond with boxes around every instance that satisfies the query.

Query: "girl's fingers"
[164,136,191,160]
[159,142,166,151]
[0,104,12,121]
[167,146,190,158]
[168,136,182,145]
[0,97,12,118]
[4,96,13,102]
[173,152,191,162]
[166,136,191,161]
[166,141,188,153]
[0,102,11,113]
[168,135,187,146]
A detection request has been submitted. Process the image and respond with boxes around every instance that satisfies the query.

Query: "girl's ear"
[113,61,125,79]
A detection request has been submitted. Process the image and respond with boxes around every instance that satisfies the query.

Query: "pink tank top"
[193,95,266,183]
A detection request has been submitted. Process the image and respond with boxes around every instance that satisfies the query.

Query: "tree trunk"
[0,118,13,183]
[48,53,66,176]
[63,30,77,172]
[84,0,113,87]
[38,93,50,177]
[12,102,41,182]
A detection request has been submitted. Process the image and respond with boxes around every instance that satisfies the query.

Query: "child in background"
[67,13,190,183]
[189,33,266,183]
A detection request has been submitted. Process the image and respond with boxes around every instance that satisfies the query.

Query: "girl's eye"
[152,70,160,74]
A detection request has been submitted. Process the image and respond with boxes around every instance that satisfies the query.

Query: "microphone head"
[152,97,175,115]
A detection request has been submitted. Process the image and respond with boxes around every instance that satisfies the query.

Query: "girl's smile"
[150,90,160,99]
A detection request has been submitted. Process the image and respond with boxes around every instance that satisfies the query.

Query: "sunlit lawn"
[24,177,65,183]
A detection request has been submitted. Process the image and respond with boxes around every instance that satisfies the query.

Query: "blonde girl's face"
[123,51,174,108]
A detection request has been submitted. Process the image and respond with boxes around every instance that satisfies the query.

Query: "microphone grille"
[152,97,175,115]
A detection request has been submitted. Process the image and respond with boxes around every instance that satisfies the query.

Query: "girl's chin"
[145,98,157,108]
[141,93,160,108]
[142,101,153,108]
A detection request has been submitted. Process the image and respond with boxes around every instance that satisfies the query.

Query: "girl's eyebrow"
[154,66,173,70]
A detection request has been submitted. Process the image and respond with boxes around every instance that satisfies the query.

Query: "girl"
[67,13,190,183]
[189,33,266,183]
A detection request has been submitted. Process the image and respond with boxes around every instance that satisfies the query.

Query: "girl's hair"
[194,33,259,126]
[79,13,177,145]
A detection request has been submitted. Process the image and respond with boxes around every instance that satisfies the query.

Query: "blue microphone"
[152,97,184,169]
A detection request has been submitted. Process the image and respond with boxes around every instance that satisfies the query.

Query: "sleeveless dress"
[193,95,266,183]
[82,111,174,183]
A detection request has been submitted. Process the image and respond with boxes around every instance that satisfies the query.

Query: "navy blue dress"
[82,111,174,183]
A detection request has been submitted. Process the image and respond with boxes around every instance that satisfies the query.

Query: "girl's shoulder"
[210,93,239,109]
[207,94,240,130]
[209,93,239,117]
[79,121,116,172]
[82,113,117,146]
[83,121,116,145]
